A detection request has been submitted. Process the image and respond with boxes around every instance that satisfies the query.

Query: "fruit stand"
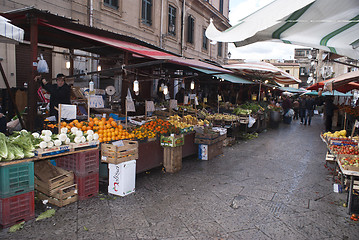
[320,130,359,214]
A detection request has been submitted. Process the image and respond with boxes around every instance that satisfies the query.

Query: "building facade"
[0,0,231,88]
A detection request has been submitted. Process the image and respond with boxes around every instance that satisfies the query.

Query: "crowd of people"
[278,94,337,131]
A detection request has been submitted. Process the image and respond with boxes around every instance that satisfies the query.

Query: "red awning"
[41,23,231,73]
[307,72,359,93]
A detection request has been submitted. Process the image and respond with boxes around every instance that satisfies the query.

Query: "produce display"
[340,156,359,168]
[168,115,209,128]
[329,145,359,155]
[233,107,252,115]
[239,102,264,113]
[45,118,134,143]
[206,113,240,122]
[131,119,179,141]
[323,130,347,138]
[0,130,35,161]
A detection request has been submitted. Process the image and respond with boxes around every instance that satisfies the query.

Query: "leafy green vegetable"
[0,133,8,159]
[84,226,88,231]
[6,142,25,160]
[36,209,56,221]
[8,221,25,233]
[11,130,35,152]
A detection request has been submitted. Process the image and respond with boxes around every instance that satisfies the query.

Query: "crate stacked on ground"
[101,140,138,196]
[56,148,100,200]
[34,161,77,207]
[0,162,35,228]
[195,129,226,161]
[160,134,185,173]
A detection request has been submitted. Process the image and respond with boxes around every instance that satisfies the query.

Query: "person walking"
[35,73,71,118]
[282,95,292,124]
[299,95,307,124]
[292,98,300,120]
[304,96,315,126]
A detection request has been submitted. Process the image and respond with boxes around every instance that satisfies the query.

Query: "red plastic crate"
[0,191,35,228]
[75,173,99,201]
[57,149,99,176]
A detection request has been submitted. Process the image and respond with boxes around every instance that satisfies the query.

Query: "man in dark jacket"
[304,96,315,125]
[324,96,337,132]
[299,95,307,124]
[35,73,71,117]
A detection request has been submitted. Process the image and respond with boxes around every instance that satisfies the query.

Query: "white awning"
[0,16,24,43]
[206,0,359,59]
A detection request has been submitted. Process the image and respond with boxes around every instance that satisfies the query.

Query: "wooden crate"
[163,146,182,173]
[37,184,78,207]
[34,161,74,196]
[35,145,72,158]
[198,140,224,161]
[195,133,226,145]
[101,140,138,164]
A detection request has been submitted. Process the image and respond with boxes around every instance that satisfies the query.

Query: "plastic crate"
[75,173,99,201]
[0,191,35,228]
[57,149,99,177]
[0,162,34,198]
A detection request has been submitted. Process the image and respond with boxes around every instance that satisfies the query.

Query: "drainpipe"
[180,0,186,56]
[160,0,164,48]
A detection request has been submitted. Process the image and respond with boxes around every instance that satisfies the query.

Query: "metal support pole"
[29,16,39,131]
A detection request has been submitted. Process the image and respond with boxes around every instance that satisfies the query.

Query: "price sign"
[88,95,104,108]
[184,96,189,105]
[170,99,178,109]
[218,95,222,101]
[145,101,155,112]
[203,97,207,103]
[60,104,76,120]
[126,99,136,112]
[194,97,199,106]
[355,120,359,128]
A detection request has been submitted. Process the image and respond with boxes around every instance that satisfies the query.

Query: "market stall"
[320,130,359,214]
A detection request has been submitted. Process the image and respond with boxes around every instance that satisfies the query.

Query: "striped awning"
[223,62,301,85]
[0,16,24,43]
[206,0,359,59]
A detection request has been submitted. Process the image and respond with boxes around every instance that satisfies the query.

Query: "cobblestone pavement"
[1,115,359,239]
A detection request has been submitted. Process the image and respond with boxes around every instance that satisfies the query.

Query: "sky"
[228,0,303,61]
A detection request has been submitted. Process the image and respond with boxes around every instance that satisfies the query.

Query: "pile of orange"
[132,119,179,140]
[45,117,134,143]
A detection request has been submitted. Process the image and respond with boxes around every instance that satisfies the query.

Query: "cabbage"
[6,142,24,160]
[11,131,35,152]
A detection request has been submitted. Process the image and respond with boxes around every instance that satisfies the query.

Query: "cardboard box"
[108,160,136,197]
[160,134,184,147]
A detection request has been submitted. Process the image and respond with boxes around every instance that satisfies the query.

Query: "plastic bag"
[37,54,49,73]
[285,109,294,117]
[248,115,256,128]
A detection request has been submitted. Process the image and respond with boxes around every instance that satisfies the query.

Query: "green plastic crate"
[0,162,34,198]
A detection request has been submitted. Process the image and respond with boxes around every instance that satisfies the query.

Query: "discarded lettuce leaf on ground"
[8,221,25,233]
[36,209,56,221]
[84,226,88,231]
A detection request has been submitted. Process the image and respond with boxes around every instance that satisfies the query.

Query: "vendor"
[175,87,185,104]
[35,73,71,118]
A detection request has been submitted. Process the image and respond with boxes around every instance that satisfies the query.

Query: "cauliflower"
[54,139,62,147]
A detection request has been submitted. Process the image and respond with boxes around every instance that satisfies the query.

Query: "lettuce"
[10,131,35,152]
[0,133,8,159]
[7,142,25,160]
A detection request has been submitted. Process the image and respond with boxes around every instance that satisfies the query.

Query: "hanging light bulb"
[133,80,139,95]
[97,65,102,71]
[190,81,195,90]
[163,85,168,95]
[264,80,269,84]
[65,61,71,69]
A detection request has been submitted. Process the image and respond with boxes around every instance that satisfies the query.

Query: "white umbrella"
[0,16,24,43]
[206,0,359,59]
[224,62,301,85]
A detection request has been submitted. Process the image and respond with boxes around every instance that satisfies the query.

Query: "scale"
[105,85,116,102]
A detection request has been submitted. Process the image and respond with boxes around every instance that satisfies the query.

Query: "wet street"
[1,115,359,240]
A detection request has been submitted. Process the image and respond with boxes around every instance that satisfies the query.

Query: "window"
[142,0,152,26]
[187,16,194,44]
[300,67,307,76]
[104,0,118,9]
[219,0,224,14]
[202,29,208,50]
[218,42,222,57]
[168,5,176,36]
